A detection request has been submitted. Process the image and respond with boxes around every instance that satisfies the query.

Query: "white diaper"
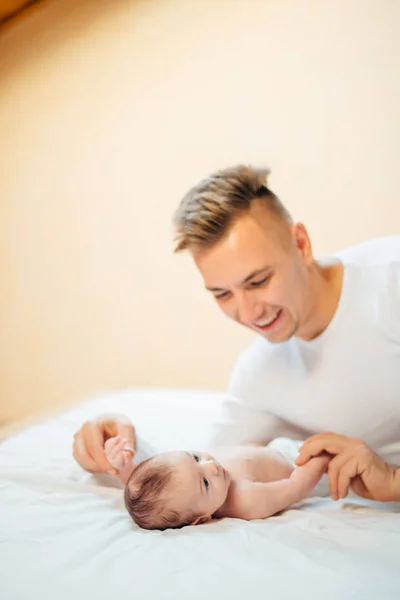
[267,437,330,498]
[266,437,303,467]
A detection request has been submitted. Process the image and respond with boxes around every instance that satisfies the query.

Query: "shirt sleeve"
[207,394,285,446]
[207,339,308,446]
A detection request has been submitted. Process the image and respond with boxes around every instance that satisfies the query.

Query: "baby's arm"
[226,455,329,520]
[104,435,137,484]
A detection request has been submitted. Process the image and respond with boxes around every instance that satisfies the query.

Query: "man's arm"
[224,456,329,520]
[208,396,286,447]
[209,340,310,447]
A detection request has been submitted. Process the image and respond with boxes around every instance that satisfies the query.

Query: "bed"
[1,388,400,600]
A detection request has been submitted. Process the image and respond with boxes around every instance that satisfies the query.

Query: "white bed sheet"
[1,388,400,600]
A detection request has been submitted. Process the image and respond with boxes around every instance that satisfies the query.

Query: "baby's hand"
[104,435,135,471]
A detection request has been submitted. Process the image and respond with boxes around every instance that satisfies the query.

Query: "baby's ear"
[191,515,212,526]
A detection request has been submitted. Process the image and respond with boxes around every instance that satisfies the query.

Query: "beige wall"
[0,0,399,424]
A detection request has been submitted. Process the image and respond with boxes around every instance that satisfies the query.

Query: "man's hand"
[72,414,136,475]
[296,432,399,502]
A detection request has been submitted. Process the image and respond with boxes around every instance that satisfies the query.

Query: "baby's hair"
[124,456,198,530]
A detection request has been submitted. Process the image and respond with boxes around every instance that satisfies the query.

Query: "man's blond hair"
[173,165,292,253]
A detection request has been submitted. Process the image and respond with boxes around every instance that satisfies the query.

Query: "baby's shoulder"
[214,445,261,478]
[216,445,293,483]
[213,478,254,519]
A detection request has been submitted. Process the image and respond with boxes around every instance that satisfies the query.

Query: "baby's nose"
[203,459,219,476]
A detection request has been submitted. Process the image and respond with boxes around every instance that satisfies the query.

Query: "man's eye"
[250,276,269,288]
[203,478,209,489]
[215,291,230,300]
[193,455,200,462]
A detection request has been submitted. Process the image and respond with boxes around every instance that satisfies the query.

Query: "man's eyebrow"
[206,266,272,292]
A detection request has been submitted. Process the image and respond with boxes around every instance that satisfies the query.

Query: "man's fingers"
[303,433,350,448]
[296,434,353,466]
[83,422,115,474]
[337,456,360,499]
[295,436,328,464]
[327,449,357,500]
[117,423,135,452]
[327,451,352,499]
[296,441,335,465]
[73,434,99,473]
[295,450,313,465]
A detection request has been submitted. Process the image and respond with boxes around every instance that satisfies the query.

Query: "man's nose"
[236,292,263,325]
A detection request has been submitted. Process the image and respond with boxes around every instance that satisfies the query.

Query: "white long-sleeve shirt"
[210,236,400,464]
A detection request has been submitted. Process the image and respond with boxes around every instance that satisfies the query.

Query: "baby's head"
[124,451,230,530]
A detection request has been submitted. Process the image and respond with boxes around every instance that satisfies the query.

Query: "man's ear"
[190,515,212,526]
[291,222,313,265]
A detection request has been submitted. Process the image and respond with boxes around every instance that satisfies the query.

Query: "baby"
[105,434,329,530]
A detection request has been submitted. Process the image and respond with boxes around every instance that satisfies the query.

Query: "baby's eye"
[193,455,200,462]
[203,478,209,489]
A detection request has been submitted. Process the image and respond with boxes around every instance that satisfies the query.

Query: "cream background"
[0,0,399,424]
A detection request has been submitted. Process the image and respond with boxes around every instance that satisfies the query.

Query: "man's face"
[193,204,314,343]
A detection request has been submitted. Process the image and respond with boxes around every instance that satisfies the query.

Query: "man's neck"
[296,260,344,342]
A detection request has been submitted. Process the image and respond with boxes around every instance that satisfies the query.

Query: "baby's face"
[161,451,231,523]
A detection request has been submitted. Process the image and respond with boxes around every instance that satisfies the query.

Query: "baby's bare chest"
[214,446,293,483]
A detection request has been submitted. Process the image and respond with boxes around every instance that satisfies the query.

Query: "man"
[73,165,400,501]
